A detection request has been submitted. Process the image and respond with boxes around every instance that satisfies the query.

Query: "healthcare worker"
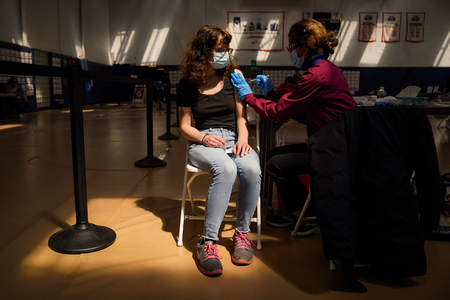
[231,18,356,223]
[231,19,366,292]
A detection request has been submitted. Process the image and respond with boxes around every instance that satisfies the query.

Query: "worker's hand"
[202,134,226,148]
[230,72,253,101]
[256,75,273,96]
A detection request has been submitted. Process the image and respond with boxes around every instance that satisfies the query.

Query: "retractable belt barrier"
[0,61,166,254]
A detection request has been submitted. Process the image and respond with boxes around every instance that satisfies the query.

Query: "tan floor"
[0,104,449,300]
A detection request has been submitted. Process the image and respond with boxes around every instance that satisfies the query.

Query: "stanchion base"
[48,223,116,254]
[158,133,179,140]
[134,156,167,168]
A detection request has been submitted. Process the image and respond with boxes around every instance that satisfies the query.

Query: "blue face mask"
[211,52,230,69]
[290,51,305,69]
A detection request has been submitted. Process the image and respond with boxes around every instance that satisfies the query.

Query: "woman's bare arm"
[179,107,226,147]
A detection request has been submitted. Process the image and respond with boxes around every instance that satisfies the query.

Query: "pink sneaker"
[196,239,223,276]
[232,230,254,265]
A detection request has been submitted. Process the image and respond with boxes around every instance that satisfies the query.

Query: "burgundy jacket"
[244,60,356,136]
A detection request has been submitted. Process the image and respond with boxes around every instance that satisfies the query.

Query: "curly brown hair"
[288,19,338,57]
[180,25,236,86]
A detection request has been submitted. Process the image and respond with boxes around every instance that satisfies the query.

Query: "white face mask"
[211,52,230,69]
[290,50,305,69]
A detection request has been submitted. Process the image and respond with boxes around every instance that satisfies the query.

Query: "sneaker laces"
[233,231,255,249]
[202,242,222,259]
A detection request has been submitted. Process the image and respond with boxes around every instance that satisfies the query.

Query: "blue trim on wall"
[0,40,32,52]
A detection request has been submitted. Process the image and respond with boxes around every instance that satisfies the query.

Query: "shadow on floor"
[135,196,333,294]
[135,196,237,253]
[134,195,423,294]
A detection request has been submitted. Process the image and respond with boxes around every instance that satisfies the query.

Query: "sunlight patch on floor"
[0,124,24,130]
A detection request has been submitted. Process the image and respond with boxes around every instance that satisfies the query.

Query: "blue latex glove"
[230,72,253,101]
[256,74,273,95]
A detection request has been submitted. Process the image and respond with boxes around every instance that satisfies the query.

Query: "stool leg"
[291,188,312,237]
[187,174,195,213]
[256,196,262,250]
[187,172,207,214]
[177,168,188,247]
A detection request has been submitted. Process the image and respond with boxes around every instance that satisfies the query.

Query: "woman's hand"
[202,134,226,148]
[233,140,252,157]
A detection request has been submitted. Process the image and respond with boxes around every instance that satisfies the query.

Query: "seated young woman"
[177,25,261,276]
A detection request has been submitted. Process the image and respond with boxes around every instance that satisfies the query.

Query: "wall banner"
[359,12,378,42]
[227,11,285,51]
[382,12,401,43]
[406,12,425,42]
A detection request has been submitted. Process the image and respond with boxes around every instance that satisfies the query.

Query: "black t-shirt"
[177,77,237,132]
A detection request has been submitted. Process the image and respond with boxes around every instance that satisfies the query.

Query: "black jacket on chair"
[308,106,440,277]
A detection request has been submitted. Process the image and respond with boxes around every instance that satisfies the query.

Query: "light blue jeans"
[188,128,261,241]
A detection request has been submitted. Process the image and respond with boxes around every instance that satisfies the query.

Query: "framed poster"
[406,12,425,42]
[132,84,146,104]
[382,12,401,42]
[227,11,285,51]
[359,12,378,42]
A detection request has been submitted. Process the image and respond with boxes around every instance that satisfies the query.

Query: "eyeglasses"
[287,44,305,52]
[287,43,301,52]
[287,41,307,52]
[216,47,234,55]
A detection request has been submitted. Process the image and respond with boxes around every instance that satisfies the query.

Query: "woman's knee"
[241,162,261,179]
[211,160,237,181]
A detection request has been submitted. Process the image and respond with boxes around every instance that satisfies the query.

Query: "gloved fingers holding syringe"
[231,72,273,97]
[254,75,274,96]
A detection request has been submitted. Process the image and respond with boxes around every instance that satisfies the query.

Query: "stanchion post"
[48,65,116,254]
[134,79,167,168]
[171,84,180,127]
[69,65,88,226]
[171,100,180,128]
[158,92,178,140]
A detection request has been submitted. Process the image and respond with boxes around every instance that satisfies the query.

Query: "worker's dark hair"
[288,19,338,56]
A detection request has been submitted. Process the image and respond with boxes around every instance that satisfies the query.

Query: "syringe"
[249,75,270,82]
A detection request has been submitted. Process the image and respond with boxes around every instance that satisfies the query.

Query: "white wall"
[108,0,205,66]
[0,0,22,44]
[21,0,59,53]
[58,0,82,59]
[109,0,450,67]
[83,0,110,65]
[1,0,448,66]
[0,0,110,65]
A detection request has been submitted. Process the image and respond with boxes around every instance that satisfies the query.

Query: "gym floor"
[0,104,449,300]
